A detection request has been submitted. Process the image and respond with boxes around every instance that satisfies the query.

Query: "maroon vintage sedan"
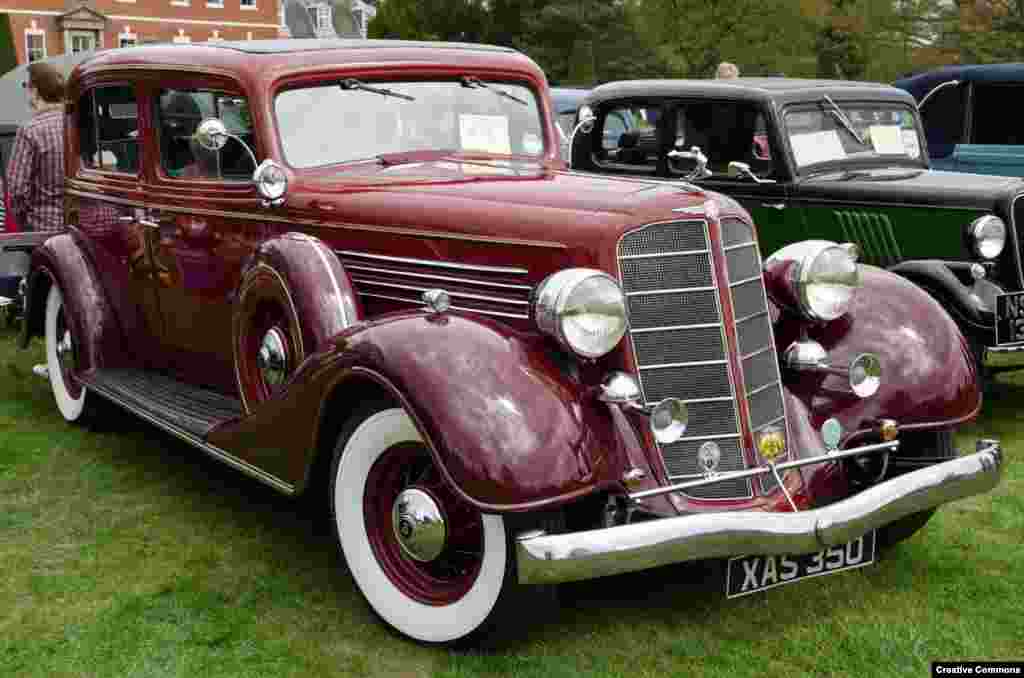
[19,39,1001,643]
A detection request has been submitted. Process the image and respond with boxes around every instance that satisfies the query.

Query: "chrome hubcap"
[55,314,76,374]
[392,488,446,562]
[256,327,288,387]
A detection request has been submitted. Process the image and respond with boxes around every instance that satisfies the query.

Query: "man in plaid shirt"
[6,62,66,233]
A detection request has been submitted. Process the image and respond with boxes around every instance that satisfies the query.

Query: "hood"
[290,161,716,249]
[798,167,1024,209]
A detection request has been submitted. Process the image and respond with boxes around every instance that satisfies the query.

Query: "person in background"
[716,62,740,79]
[6,62,66,233]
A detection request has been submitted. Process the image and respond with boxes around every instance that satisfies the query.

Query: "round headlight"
[796,243,860,321]
[534,268,628,359]
[253,159,288,202]
[970,215,1006,260]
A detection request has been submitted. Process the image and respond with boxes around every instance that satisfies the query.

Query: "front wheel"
[329,405,517,644]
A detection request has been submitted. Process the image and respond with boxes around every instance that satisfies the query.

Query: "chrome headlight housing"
[533,268,628,359]
[767,240,860,322]
[253,159,289,203]
[970,215,1006,260]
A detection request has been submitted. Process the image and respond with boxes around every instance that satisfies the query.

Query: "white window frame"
[170,0,190,6]
[118,27,137,48]
[240,0,257,9]
[172,29,191,43]
[25,27,46,63]
[206,0,224,8]
[209,29,224,42]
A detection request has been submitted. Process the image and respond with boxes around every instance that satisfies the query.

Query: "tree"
[368,0,487,41]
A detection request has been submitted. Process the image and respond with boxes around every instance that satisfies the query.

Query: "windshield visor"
[783,102,924,171]
[275,79,546,168]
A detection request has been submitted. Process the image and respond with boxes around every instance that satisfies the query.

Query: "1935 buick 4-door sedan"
[569,79,1024,373]
[21,41,1002,644]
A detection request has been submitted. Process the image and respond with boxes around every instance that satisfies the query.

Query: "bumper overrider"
[516,439,1002,585]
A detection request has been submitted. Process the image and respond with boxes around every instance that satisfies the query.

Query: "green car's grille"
[834,210,903,267]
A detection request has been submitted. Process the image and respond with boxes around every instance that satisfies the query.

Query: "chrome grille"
[722,218,791,494]
[619,220,749,500]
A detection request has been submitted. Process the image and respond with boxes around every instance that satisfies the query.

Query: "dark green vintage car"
[570,78,1024,371]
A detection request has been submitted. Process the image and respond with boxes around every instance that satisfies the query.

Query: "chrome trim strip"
[741,346,774,362]
[625,285,716,297]
[357,291,530,319]
[630,322,722,333]
[638,358,728,370]
[647,395,733,406]
[675,432,741,443]
[746,379,780,398]
[516,442,1002,584]
[84,379,296,495]
[723,241,756,252]
[338,249,528,275]
[351,278,529,305]
[618,248,710,260]
[729,274,763,288]
[734,309,770,326]
[988,343,1024,353]
[343,264,533,291]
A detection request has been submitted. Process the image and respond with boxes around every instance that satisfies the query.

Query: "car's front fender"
[207,312,634,511]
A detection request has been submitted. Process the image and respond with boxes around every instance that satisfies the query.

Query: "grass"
[1,324,1021,678]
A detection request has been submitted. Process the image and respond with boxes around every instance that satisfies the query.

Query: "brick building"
[1,0,283,65]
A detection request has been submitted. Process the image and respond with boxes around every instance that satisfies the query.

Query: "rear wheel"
[44,285,92,422]
[329,405,519,644]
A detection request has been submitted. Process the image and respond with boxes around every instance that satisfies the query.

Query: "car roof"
[587,78,917,107]
[895,63,1024,101]
[70,39,538,92]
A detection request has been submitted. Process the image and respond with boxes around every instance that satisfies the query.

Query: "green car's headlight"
[970,215,1006,260]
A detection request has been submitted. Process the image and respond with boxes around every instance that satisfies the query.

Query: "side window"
[970,84,1024,146]
[78,86,139,174]
[595,104,658,171]
[157,88,255,181]
[919,83,965,158]
[671,101,771,178]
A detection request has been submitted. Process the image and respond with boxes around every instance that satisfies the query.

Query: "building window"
[209,29,224,42]
[240,0,256,8]
[170,0,190,6]
[207,0,224,7]
[118,27,137,48]
[353,8,363,35]
[308,4,332,32]
[25,30,46,63]
[172,29,191,43]
[69,31,96,54]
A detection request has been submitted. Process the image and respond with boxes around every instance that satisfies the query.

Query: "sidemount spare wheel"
[329,402,530,645]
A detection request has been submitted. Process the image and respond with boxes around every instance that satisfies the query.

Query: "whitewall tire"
[44,284,88,422]
[330,406,513,644]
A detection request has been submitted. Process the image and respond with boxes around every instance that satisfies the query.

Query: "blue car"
[895,63,1024,176]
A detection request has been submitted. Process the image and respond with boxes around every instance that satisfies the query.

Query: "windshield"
[275,79,546,169]
[783,102,923,171]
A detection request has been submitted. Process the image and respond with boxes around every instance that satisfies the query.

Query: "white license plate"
[725,531,876,598]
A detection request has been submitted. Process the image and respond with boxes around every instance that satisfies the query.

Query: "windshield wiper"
[340,78,415,102]
[460,76,528,106]
[821,95,866,146]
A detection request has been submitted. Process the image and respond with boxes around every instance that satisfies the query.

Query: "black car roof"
[587,78,917,107]
[895,63,1024,101]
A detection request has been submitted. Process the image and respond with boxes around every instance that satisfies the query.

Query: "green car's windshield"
[275,79,546,169]
[783,102,924,171]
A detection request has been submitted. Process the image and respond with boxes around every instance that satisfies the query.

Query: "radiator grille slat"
[834,210,902,267]
[620,219,750,500]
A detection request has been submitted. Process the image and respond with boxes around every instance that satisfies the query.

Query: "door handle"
[761,202,786,210]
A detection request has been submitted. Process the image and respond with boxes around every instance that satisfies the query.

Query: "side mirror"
[195,118,229,151]
[567,107,596,169]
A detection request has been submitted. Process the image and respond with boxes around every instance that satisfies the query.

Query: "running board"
[80,368,295,495]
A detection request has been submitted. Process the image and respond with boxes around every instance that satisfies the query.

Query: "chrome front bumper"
[516,440,1002,585]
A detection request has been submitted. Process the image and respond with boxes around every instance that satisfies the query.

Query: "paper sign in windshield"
[459,114,511,154]
[901,129,921,159]
[868,125,904,155]
[790,130,845,166]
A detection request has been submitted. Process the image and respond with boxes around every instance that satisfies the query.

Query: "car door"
[141,78,266,395]
[69,80,169,366]
[953,81,1024,177]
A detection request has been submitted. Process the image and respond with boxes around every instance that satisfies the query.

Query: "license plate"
[725,531,876,598]
[996,291,1024,345]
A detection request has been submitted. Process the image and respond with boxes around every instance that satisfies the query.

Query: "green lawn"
[1,326,1021,678]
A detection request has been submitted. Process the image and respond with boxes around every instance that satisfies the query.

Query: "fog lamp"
[849,353,881,399]
[757,425,786,462]
[821,417,843,451]
[650,398,688,443]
